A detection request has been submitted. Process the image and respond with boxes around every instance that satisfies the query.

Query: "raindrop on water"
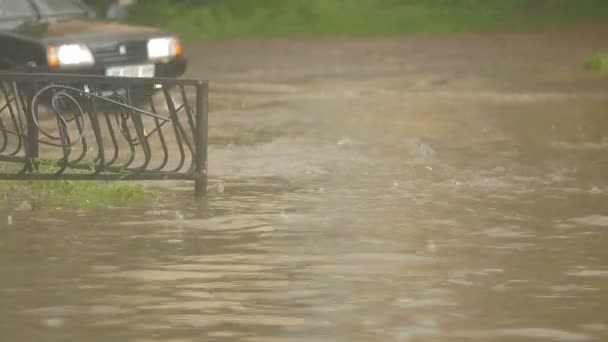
[338,137,352,146]
[410,138,437,160]
[426,240,438,253]
[16,201,32,212]
[7,216,13,225]
[43,317,65,328]
[589,187,602,195]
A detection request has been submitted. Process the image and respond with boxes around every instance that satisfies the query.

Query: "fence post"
[17,80,39,173]
[25,95,39,173]
[194,81,209,198]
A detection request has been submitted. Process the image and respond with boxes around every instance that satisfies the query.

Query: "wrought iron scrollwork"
[0,73,209,197]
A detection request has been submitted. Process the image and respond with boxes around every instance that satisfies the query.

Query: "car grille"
[90,40,148,65]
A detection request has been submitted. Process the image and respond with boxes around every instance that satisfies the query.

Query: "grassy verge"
[0,160,156,210]
[0,180,155,210]
[125,0,608,41]
[584,53,608,73]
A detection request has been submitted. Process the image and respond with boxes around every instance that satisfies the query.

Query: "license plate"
[105,64,155,78]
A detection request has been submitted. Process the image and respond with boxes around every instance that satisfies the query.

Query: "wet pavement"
[2,28,608,341]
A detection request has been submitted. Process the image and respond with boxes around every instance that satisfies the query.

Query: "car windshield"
[32,0,86,17]
[0,1,35,20]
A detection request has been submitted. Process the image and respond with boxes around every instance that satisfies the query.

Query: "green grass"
[125,0,608,41]
[584,53,608,72]
[0,159,158,210]
[0,180,154,210]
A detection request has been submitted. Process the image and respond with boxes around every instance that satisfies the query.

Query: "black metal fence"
[0,73,209,198]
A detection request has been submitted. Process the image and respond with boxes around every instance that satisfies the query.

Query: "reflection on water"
[2,76,608,341]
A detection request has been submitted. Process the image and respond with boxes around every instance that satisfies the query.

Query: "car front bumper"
[35,57,187,79]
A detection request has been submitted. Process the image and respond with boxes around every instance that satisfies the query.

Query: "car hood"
[11,18,166,44]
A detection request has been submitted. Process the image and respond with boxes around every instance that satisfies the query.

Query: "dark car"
[0,0,187,79]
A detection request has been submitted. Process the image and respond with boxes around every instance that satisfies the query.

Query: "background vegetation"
[89,0,608,41]
[584,53,608,72]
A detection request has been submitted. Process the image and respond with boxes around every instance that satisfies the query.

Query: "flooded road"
[2,28,608,341]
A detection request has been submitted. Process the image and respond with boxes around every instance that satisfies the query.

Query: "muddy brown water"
[2,28,608,341]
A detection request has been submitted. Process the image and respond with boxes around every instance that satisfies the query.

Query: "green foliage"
[84,0,110,16]
[584,53,608,72]
[126,0,608,41]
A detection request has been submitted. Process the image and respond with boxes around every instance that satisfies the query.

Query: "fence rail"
[0,73,209,198]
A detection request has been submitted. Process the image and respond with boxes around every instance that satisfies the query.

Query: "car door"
[0,1,45,70]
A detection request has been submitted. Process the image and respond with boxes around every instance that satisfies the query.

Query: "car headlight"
[47,44,95,68]
[147,37,183,61]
